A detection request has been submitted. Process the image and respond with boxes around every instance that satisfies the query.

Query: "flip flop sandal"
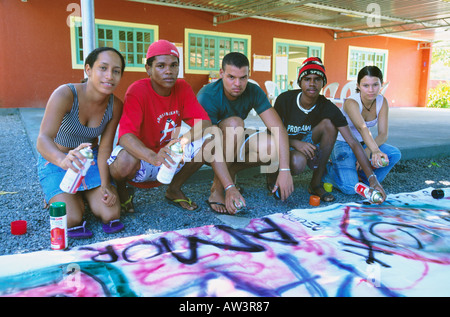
[165,197,201,212]
[206,200,228,213]
[68,221,93,239]
[308,185,336,202]
[120,195,134,213]
[102,219,124,234]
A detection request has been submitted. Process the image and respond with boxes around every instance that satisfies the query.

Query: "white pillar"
[81,0,95,76]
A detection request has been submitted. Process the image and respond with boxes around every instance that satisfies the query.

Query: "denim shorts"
[37,147,102,203]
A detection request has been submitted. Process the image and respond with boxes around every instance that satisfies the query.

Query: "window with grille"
[71,18,157,71]
[348,46,388,80]
[185,29,250,74]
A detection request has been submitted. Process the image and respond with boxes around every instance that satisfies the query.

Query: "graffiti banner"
[0,187,449,297]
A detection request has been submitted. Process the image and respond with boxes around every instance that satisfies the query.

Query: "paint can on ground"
[50,202,68,250]
[431,188,450,199]
[11,220,27,235]
[309,195,320,206]
[324,183,333,193]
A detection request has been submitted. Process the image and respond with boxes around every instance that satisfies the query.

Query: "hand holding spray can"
[60,147,94,193]
[157,142,183,184]
[371,157,388,169]
[354,182,383,203]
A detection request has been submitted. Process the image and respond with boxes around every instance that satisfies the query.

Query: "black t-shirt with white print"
[274,89,348,141]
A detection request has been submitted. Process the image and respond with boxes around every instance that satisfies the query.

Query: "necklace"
[361,95,376,111]
[297,93,316,114]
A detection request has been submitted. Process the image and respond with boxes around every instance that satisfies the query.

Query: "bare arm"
[97,97,123,206]
[36,85,88,172]
[259,107,294,201]
[344,97,389,166]
[338,125,386,202]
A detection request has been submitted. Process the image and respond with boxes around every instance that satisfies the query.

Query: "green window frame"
[71,18,157,71]
[185,29,250,74]
[348,46,388,80]
[273,38,325,93]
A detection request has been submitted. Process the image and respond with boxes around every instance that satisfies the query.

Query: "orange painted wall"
[0,0,429,108]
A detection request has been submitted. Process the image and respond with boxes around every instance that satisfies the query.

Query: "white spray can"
[60,147,94,193]
[157,142,183,184]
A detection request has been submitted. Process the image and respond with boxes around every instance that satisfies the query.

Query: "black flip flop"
[205,200,230,214]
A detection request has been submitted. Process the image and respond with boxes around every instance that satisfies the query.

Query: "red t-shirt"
[118,78,210,153]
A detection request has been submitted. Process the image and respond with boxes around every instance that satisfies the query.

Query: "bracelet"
[224,184,236,191]
[368,173,377,181]
[279,168,291,172]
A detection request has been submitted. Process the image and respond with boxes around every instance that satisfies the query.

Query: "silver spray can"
[354,182,383,203]
[371,157,388,169]
[157,142,183,184]
[233,199,245,213]
[60,147,94,194]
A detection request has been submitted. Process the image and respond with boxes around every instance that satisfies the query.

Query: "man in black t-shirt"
[272,57,386,203]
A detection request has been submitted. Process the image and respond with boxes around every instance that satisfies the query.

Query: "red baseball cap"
[146,40,179,60]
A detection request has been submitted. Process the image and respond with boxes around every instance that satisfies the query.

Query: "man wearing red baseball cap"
[272,57,386,203]
[108,40,244,213]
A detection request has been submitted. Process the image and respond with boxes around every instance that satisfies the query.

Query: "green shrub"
[427,82,450,108]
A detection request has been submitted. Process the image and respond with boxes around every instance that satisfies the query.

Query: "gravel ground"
[1,110,449,255]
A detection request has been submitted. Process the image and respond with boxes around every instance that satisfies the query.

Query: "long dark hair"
[356,66,383,92]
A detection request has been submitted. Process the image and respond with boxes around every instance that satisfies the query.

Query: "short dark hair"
[356,66,383,92]
[85,47,126,74]
[222,52,249,70]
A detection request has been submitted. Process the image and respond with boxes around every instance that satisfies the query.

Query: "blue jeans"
[323,140,401,194]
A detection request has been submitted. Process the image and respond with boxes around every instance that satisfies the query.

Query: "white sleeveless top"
[336,92,383,143]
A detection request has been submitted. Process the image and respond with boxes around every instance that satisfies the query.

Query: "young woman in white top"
[323,66,401,194]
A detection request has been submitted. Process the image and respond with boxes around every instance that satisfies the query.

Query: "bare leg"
[83,186,121,224]
[108,149,140,213]
[208,116,276,213]
[49,193,85,229]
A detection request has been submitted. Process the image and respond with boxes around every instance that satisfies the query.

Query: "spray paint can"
[60,147,94,193]
[307,145,321,170]
[49,202,68,250]
[233,199,245,213]
[354,182,383,203]
[431,188,450,199]
[371,157,388,169]
[157,142,183,184]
